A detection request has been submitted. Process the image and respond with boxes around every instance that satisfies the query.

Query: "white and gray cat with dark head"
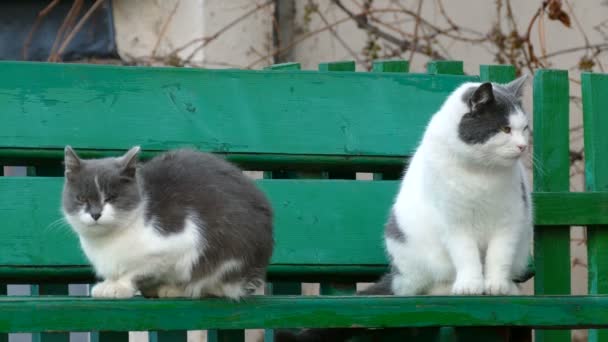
[277,75,533,342]
[62,147,273,300]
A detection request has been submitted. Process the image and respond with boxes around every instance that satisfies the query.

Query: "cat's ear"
[120,146,140,179]
[64,145,81,180]
[504,74,529,98]
[469,82,495,111]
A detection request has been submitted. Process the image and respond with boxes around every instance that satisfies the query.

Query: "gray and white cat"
[276,75,533,342]
[62,147,273,300]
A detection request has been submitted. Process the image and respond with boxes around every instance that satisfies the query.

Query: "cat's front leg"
[445,232,484,295]
[484,230,519,295]
[91,279,137,298]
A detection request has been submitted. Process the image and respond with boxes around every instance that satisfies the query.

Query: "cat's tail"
[272,274,394,342]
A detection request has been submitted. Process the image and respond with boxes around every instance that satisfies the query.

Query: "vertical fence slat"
[318,60,355,72]
[583,72,608,342]
[426,61,464,75]
[479,64,516,83]
[264,62,301,71]
[372,59,409,73]
[533,69,571,342]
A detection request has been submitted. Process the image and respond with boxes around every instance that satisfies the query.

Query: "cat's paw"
[157,285,184,298]
[485,277,519,295]
[91,281,136,298]
[451,277,484,295]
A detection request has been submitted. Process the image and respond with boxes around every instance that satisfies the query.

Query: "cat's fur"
[62,147,273,300]
[276,75,533,341]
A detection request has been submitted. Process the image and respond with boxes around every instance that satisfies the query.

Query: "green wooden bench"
[0,59,607,342]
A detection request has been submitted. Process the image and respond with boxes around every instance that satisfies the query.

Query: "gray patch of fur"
[384,211,405,243]
[63,147,274,298]
[521,180,528,210]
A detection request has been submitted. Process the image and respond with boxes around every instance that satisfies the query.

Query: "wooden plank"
[1,295,608,333]
[426,61,464,75]
[372,59,409,73]
[479,64,516,84]
[583,72,608,342]
[0,62,477,164]
[264,62,301,71]
[318,60,355,72]
[0,178,606,282]
[532,69,571,342]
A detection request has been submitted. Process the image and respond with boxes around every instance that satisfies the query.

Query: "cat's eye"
[104,195,117,203]
[76,195,86,203]
[501,126,512,134]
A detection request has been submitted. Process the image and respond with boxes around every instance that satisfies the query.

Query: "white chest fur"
[79,214,203,284]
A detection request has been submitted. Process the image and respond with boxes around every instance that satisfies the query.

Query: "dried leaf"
[547,0,571,27]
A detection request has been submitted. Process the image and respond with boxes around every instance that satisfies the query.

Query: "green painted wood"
[0,177,605,281]
[583,72,608,342]
[370,59,408,181]
[479,65,516,84]
[1,295,608,333]
[532,69,571,342]
[264,62,301,71]
[318,60,355,72]
[0,62,477,166]
[30,284,69,342]
[426,61,464,75]
[372,59,409,73]
[150,331,187,342]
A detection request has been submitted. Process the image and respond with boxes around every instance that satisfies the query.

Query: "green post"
[479,64,516,84]
[533,69,571,342]
[583,72,608,342]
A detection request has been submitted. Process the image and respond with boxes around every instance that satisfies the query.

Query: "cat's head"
[451,75,530,166]
[62,146,142,237]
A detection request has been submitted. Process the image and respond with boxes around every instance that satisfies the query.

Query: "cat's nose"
[90,213,101,221]
[517,144,527,152]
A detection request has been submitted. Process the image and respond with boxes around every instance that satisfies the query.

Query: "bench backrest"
[0,60,607,341]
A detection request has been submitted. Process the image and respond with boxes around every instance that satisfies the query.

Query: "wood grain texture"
[1,295,608,333]
[532,69,571,342]
[0,61,476,166]
[583,72,608,342]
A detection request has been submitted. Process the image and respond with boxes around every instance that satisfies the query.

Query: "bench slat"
[0,177,607,281]
[1,295,608,333]
[0,61,476,170]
